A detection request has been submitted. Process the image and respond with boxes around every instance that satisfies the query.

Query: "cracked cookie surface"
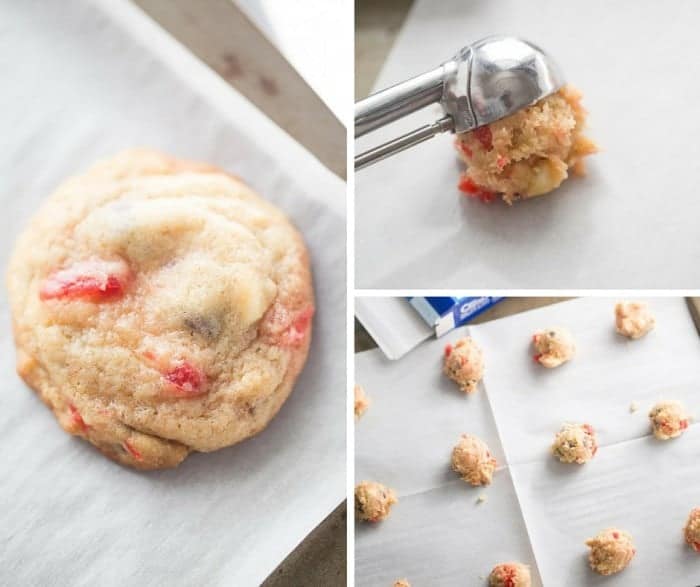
[8,149,314,469]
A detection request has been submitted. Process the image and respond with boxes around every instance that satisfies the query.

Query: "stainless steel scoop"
[355,36,564,170]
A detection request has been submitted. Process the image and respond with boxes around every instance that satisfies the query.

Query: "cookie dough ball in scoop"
[443,337,485,393]
[451,434,497,486]
[532,328,575,368]
[586,528,635,575]
[551,423,598,464]
[615,301,655,339]
[649,400,690,440]
[488,562,531,587]
[456,85,597,205]
[355,481,397,522]
[684,508,700,552]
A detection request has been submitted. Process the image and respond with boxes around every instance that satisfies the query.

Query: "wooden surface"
[131,1,347,584]
[355,0,414,99]
[135,0,346,179]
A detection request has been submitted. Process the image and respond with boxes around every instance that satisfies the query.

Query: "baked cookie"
[451,433,497,486]
[684,508,700,552]
[615,301,655,339]
[456,85,597,204]
[443,337,485,393]
[551,423,598,464]
[7,149,314,470]
[355,481,397,522]
[532,327,575,368]
[585,528,635,575]
[648,400,690,440]
[488,562,531,587]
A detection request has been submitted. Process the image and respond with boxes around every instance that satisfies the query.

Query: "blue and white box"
[408,297,504,337]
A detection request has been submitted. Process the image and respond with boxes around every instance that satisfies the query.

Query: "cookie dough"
[7,150,314,470]
[443,337,485,393]
[488,562,531,587]
[456,85,597,204]
[684,508,700,552]
[355,481,397,522]
[649,400,690,440]
[551,423,598,464]
[354,384,370,419]
[615,302,655,339]
[532,328,575,368]
[585,528,635,575]
[393,580,410,587]
[451,433,497,486]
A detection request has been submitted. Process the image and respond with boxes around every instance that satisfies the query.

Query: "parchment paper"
[355,338,541,586]
[355,0,700,288]
[0,1,345,585]
[356,298,700,586]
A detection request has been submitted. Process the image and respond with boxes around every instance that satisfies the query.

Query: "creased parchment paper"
[356,298,700,586]
[355,0,700,288]
[0,1,345,585]
[355,340,541,586]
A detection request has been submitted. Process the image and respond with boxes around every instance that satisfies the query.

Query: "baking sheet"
[0,1,345,586]
[355,0,700,288]
[355,335,541,586]
[355,298,700,586]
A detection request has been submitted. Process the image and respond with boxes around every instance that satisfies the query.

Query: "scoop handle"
[354,65,448,138]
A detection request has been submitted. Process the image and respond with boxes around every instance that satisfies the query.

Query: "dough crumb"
[629,402,638,413]
[531,328,575,368]
[684,508,700,552]
[455,85,597,205]
[443,337,485,394]
[488,561,531,587]
[355,481,397,522]
[477,493,488,504]
[393,580,410,587]
[551,423,598,464]
[649,400,690,440]
[354,384,370,419]
[615,301,655,339]
[451,434,497,486]
[586,528,635,575]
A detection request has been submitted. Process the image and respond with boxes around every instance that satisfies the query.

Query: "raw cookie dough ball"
[393,580,411,587]
[443,337,485,393]
[355,481,397,522]
[551,423,598,464]
[488,562,531,587]
[354,384,370,419]
[585,528,636,575]
[451,434,497,486]
[532,328,575,368]
[649,400,690,440]
[615,302,655,339]
[455,85,598,204]
[684,508,700,552]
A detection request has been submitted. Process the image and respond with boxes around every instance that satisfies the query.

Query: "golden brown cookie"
[7,149,314,469]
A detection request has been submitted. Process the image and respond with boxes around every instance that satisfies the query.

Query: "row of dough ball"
[444,302,656,394]
[381,511,700,584]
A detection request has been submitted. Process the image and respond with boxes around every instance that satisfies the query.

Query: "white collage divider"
[357,298,700,586]
[0,1,345,585]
